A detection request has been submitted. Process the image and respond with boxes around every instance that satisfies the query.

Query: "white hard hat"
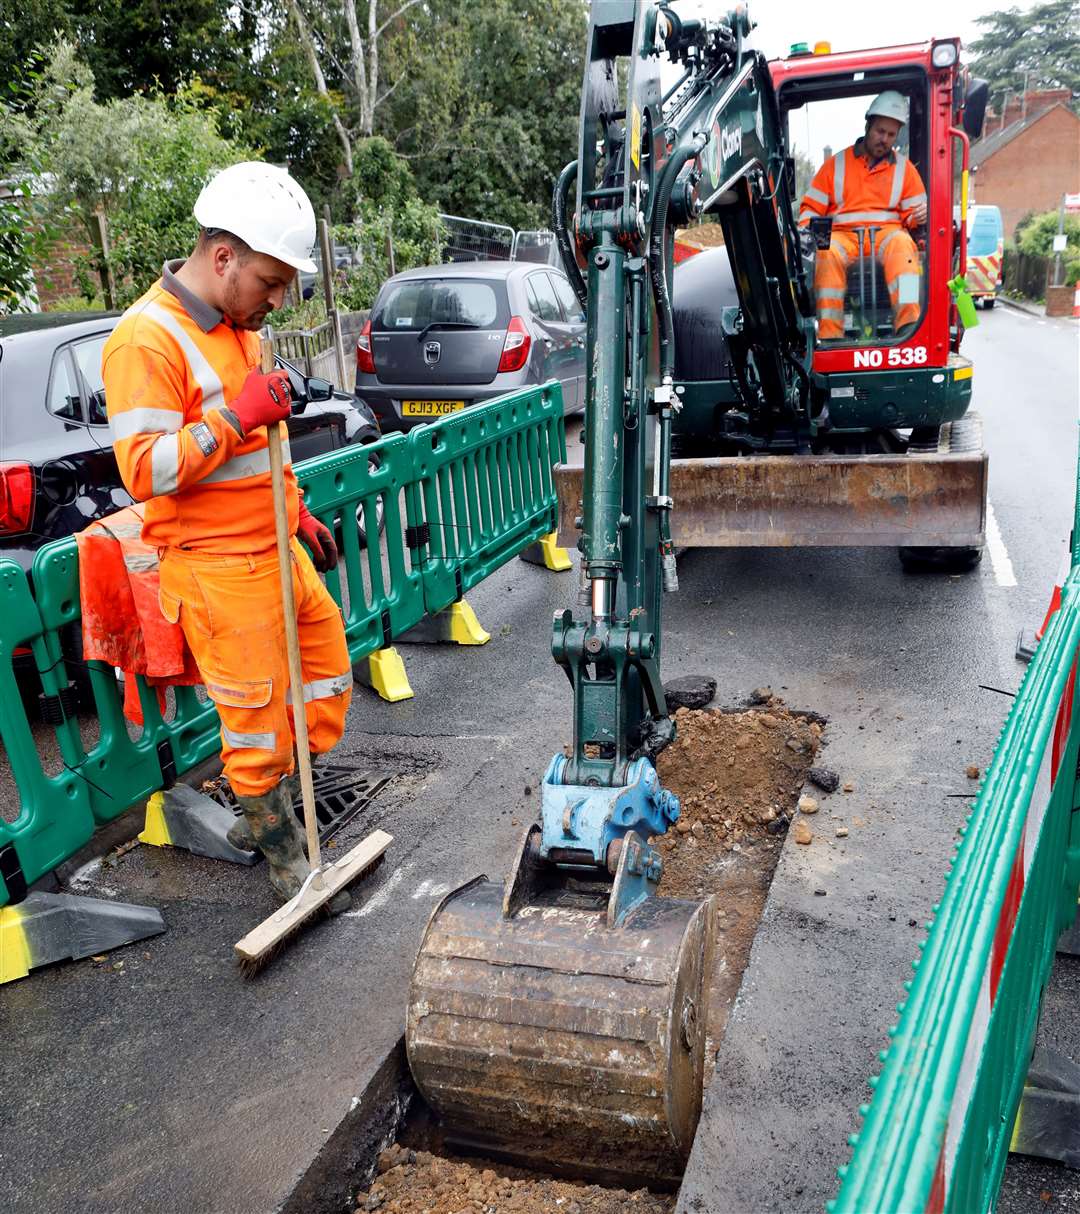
[194,161,317,274]
[865,91,909,127]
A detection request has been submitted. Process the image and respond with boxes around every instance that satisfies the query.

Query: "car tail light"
[0,463,35,536]
[356,318,375,375]
[498,316,531,373]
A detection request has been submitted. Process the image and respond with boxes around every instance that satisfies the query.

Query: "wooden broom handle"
[260,330,322,875]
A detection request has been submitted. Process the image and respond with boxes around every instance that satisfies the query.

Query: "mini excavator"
[406,1,989,1184]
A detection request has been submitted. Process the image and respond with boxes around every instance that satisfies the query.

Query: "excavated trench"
[293,697,826,1214]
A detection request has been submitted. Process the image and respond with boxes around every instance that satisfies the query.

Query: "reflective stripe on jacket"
[102,273,299,554]
[798,141,927,233]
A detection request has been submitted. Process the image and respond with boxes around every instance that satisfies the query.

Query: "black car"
[354,261,586,433]
[0,312,380,574]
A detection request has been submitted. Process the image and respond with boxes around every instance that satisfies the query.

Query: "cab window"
[781,80,928,346]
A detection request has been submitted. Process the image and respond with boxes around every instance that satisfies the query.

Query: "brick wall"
[972,107,1080,239]
[32,225,97,310]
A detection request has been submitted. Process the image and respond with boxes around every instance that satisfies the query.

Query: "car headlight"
[931,41,958,68]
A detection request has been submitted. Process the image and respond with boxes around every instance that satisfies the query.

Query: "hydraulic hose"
[553,161,588,308]
[649,134,706,379]
[647,135,704,593]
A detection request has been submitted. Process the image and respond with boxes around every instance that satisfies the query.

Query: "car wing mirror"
[306,377,334,403]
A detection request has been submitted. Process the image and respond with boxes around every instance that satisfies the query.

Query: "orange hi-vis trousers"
[814,226,921,340]
[158,539,352,797]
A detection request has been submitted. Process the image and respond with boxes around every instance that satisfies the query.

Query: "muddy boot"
[236,781,350,914]
[226,764,310,854]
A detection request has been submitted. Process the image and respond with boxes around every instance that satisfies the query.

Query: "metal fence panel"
[438,213,515,263]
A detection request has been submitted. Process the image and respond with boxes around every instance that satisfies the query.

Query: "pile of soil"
[653,701,822,899]
[357,1144,673,1214]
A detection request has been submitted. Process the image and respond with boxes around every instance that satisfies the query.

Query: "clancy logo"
[720,123,742,162]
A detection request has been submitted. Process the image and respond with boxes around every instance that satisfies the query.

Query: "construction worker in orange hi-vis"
[799,91,928,340]
[102,162,352,912]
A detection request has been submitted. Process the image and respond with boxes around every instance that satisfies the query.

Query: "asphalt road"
[2,304,1078,1214]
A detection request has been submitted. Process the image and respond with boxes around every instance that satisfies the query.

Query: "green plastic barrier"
[0,388,567,906]
[292,430,427,652]
[31,539,222,827]
[0,561,96,904]
[406,382,567,613]
[831,471,1080,1212]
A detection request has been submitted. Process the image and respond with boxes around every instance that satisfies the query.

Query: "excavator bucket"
[556,423,987,550]
[406,874,716,1188]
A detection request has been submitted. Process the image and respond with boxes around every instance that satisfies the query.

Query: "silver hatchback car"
[354,261,586,432]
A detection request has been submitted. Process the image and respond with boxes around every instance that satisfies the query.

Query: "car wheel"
[983,298,995,310]
[334,449,386,551]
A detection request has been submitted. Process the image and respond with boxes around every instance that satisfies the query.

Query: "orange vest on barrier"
[76,506,201,725]
[799,141,927,233]
[101,261,299,555]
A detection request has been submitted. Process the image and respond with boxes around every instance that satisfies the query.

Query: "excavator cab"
[778,61,932,347]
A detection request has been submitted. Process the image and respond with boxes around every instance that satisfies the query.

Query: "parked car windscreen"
[374,279,508,331]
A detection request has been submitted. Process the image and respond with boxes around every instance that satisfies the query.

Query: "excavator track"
[406,876,716,1187]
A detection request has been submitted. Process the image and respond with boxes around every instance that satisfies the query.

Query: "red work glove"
[297,500,338,572]
[227,368,292,437]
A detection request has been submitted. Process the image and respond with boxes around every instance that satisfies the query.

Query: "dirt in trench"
[356,1143,674,1214]
[352,699,823,1214]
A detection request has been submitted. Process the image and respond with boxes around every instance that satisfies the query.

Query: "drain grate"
[201,766,394,847]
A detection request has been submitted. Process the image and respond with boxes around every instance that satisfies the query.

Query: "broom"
[234,329,391,973]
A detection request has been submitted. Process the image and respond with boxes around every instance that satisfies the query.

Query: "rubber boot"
[235,780,350,914]
[227,763,309,854]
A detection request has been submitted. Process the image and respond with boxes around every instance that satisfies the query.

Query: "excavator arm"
[551,1,812,798]
[405,2,807,1181]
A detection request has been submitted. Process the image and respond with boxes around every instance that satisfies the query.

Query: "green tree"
[968,1,1080,108]
[1016,208,1080,284]
[13,40,255,305]
[384,0,587,229]
[333,136,442,310]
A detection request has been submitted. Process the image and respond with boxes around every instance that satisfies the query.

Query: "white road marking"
[345,861,414,917]
[985,502,1017,588]
[411,879,450,900]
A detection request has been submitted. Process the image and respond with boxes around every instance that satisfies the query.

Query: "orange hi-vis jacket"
[799,141,927,233]
[102,260,298,553]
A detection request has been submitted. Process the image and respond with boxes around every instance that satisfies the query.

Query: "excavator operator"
[101,161,352,911]
[798,91,928,340]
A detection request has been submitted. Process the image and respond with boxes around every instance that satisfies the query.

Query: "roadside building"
[970,90,1080,240]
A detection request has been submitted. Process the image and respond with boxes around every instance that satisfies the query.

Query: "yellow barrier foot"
[139,786,258,865]
[354,646,415,702]
[447,599,490,645]
[139,791,171,847]
[0,892,165,984]
[519,531,573,572]
[398,600,491,647]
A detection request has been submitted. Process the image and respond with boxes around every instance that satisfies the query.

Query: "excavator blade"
[555,449,987,549]
[406,876,716,1187]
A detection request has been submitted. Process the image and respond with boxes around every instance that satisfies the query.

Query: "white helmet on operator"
[194,161,318,274]
[865,90,909,127]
